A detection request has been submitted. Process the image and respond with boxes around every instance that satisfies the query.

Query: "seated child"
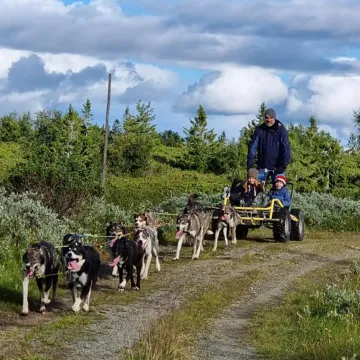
[230,168,264,206]
[268,175,291,207]
[252,174,290,207]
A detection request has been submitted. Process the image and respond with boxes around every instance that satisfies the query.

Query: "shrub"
[292,192,360,232]
[105,170,228,210]
[0,188,72,259]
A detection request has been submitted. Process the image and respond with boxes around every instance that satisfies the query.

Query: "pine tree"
[123,101,156,135]
[82,98,93,127]
[183,105,216,172]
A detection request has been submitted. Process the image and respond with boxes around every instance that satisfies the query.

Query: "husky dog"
[106,221,127,277]
[212,204,239,251]
[174,212,210,260]
[22,242,60,315]
[62,234,100,313]
[183,193,205,214]
[109,236,144,292]
[134,212,161,279]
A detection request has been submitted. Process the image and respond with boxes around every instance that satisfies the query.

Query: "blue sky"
[1,0,360,143]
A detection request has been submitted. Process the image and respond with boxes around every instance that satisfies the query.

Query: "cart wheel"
[290,209,305,241]
[273,208,290,243]
[236,225,249,239]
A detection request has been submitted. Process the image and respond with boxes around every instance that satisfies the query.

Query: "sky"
[1,0,360,144]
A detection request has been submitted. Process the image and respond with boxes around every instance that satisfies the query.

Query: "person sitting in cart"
[229,168,264,206]
[268,174,291,207]
[251,174,290,208]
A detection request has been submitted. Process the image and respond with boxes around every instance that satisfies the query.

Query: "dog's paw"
[72,304,81,313]
[192,256,199,260]
[231,240,236,245]
[172,257,179,261]
[20,311,29,317]
[39,305,46,313]
[82,304,89,312]
[212,247,217,252]
[131,286,140,291]
[118,287,125,293]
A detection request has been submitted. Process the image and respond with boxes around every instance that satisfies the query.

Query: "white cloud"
[0,90,45,114]
[287,74,360,125]
[174,66,288,115]
[0,48,179,116]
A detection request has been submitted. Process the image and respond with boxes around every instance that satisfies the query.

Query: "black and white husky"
[62,234,101,313]
[22,242,60,315]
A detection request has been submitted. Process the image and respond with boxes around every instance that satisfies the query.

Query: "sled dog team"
[22,194,237,315]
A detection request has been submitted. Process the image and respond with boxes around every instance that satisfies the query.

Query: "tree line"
[0,99,360,215]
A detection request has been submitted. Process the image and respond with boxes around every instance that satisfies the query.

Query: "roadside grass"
[123,269,263,360]
[249,259,360,360]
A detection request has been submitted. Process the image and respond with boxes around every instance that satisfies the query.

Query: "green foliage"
[159,130,184,147]
[292,191,360,232]
[0,112,33,143]
[183,105,216,172]
[8,108,102,216]
[74,197,133,236]
[109,101,157,175]
[105,170,228,210]
[82,98,94,127]
[0,188,72,258]
[0,142,25,182]
[252,262,360,360]
[123,101,156,135]
[152,144,187,169]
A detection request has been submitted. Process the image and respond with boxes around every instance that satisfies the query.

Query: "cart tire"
[290,209,305,241]
[273,208,291,243]
[236,225,249,239]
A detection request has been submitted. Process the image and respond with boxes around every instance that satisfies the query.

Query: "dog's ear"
[63,233,73,245]
[133,213,138,219]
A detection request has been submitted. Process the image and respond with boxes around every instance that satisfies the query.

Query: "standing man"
[247,108,291,183]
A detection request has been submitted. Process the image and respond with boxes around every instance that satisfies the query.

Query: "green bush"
[105,170,228,210]
[0,142,25,182]
[292,192,360,232]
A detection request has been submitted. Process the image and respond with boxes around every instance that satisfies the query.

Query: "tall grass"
[251,261,360,360]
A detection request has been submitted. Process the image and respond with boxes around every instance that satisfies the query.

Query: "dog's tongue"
[176,230,183,239]
[67,260,81,271]
[221,215,226,220]
[109,238,117,247]
[109,256,120,267]
[27,269,34,278]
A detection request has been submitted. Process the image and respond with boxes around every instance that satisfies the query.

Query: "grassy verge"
[123,269,263,360]
[250,260,360,360]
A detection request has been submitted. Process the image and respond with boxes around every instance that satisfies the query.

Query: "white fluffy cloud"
[174,66,288,115]
[287,73,360,126]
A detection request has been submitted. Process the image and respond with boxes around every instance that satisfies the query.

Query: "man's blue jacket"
[247,119,291,171]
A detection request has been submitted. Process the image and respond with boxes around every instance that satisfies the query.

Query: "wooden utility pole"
[102,73,111,187]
